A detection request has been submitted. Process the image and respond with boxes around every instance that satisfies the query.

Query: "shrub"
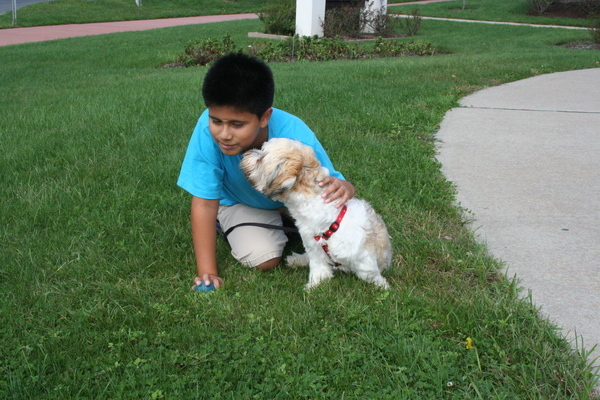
[258,0,296,36]
[362,2,400,36]
[322,3,404,38]
[177,34,238,67]
[590,16,600,43]
[322,5,364,37]
[173,34,438,66]
[526,0,557,15]
[578,0,600,16]
[397,9,422,36]
[372,36,435,56]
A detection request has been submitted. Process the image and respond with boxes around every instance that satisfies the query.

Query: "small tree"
[526,0,556,15]
[258,0,296,36]
[590,16,600,44]
[362,2,399,36]
[398,9,422,36]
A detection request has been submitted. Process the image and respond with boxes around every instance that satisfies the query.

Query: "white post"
[363,0,387,34]
[12,0,17,26]
[295,0,326,37]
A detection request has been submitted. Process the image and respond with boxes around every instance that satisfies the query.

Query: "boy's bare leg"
[255,257,281,271]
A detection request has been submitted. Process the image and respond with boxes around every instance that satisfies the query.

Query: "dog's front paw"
[372,276,390,290]
[286,252,310,268]
[304,268,334,290]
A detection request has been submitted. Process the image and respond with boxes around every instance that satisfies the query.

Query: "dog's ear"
[269,176,297,197]
[240,149,264,180]
[264,156,302,198]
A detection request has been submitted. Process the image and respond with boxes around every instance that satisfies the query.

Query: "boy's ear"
[259,108,273,128]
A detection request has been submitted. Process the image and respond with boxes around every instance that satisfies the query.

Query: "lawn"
[2,0,596,28]
[1,12,599,400]
[0,0,267,28]
[389,0,595,27]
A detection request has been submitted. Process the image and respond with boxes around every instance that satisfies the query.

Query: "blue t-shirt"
[177,108,344,209]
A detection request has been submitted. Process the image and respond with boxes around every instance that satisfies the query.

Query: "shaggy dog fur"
[241,138,392,290]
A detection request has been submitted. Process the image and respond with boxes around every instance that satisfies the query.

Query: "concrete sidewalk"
[436,68,600,372]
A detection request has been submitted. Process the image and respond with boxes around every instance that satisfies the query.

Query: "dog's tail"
[365,203,393,271]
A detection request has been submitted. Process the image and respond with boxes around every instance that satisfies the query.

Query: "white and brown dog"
[241,138,392,290]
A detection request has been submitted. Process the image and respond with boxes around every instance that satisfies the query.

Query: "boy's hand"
[319,177,355,208]
[193,274,223,290]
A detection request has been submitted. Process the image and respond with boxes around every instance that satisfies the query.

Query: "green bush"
[577,0,600,16]
[258,0,296,36]
[590,16,600,43]
[322,5,364,38]
[526,0,556,15]
[362,2,400,36]
[177,34,239,67]
[397,9,422,36]
[173,34,437,66]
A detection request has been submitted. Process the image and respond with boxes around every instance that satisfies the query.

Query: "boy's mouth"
[218,142,237,151]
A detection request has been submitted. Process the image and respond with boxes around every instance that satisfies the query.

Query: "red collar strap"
[315,205,347,241]
[314,205,348,266]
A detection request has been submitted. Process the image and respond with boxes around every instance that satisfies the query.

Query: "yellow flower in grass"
[465,337,474,349]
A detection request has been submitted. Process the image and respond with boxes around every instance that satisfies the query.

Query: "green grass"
[0,0,266,28]
[2,0,595,29]
[389,0,594,27]
[1,17,600,399]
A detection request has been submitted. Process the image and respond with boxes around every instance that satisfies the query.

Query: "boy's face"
[208,105,272,156]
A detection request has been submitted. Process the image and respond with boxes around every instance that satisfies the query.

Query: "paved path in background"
[0,13,258,46]
[1,2,588,47]
[437,68,600,377]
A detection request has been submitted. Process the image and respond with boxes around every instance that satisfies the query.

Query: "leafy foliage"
[526,0,557,16]
[363,3,402,37]
[258,0,296,36]
[173,34,437,66]
[397,9,423,36]
[177,34,238,67]
[323,5,364,38]
[590,16,600,43]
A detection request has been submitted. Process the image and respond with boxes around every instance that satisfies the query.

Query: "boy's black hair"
[202,53,275,118]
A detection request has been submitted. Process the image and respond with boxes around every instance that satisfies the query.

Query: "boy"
[178,53,355,290]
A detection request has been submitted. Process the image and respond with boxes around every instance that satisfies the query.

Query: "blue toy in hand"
[195,281,215,292]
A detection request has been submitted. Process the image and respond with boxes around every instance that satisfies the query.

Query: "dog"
[241,138,392,290]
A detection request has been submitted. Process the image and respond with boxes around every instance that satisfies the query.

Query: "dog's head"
[240,138,328,200]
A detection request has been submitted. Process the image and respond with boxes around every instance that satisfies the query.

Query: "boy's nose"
[218,125,234,140]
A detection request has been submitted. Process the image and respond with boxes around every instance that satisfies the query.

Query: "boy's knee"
[255,257,280,271]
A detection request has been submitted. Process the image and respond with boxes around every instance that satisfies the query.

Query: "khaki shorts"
[217,204,289,267]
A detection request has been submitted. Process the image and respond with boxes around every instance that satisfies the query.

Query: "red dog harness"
[314,205,347,266]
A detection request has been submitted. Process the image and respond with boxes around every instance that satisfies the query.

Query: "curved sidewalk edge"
[436,68,600,377]
[0,13,258,47]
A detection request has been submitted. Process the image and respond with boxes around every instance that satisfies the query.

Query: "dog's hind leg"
[353,259,390,289]
[285,252,310,268]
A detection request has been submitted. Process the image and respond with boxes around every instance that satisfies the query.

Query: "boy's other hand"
[319,177,355,208]
[193,274,223,290]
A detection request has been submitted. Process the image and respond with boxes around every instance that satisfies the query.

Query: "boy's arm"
[190,196,223,288]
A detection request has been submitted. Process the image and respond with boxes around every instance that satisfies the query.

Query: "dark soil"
[559,40,600,49]
[526,0,600,20]
[526,1,600,50]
